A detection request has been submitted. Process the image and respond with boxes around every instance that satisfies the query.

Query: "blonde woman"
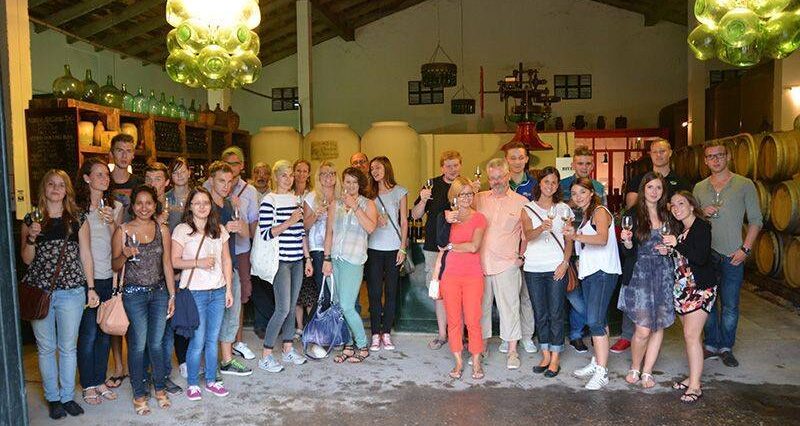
[21,169,95,419]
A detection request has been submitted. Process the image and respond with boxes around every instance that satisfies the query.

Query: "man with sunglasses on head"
[693,140,761,368]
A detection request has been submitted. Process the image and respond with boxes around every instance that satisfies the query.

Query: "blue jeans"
[567,288,587,340]
[123,286,169,399]
[77,278,113,388]
[581,271,619,337]
[31,287,85,403]
[187,287,226,386]
[525,271,567,353]
[704,252,743,352]
[263,260,304,349]
[142,318,176,384]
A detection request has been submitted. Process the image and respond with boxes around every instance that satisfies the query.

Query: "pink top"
[172,223,230,291]
[443,212,487,278]
[475,189,527,275]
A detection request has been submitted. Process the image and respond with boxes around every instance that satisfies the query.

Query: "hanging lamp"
[165,0,262,89]
[450,0,474,114]
[421,0,457,88]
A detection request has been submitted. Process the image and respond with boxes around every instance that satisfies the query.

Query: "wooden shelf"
[25,96,249,199]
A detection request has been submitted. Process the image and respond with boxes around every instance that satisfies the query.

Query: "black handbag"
[173,234,205,338]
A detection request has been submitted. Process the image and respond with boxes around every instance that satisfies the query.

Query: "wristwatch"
[446,243,453,251]
[740,245,751,256]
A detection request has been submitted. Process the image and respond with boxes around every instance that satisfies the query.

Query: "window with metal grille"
[554,74,592,100]
[408,81,444,105]
[271,87,299,111]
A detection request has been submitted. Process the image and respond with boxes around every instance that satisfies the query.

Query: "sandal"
[82,387,102,405]
[672,381,689,391]
[334,346,355,363]
[625,369,641,384]
[641,373,656,389]
[448,367,463,379]
[105,374,127,389]
[428,338,447,350]
[472,365,485,380]
[154,390,171,409]
[132,397,150,416]
[348,347,370,363]
[680,389,703,403]
[96,385,117,401]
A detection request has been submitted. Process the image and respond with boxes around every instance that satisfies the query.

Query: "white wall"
[29,25,205,106]
[235,0,688,135]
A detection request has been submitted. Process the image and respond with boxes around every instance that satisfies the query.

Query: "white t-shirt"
[304,191,327,252]
[523,201,573,272]
[172,223,230,291]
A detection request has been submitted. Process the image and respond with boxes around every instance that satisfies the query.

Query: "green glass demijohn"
[81,69,100,103]
[147,90,160,115]
[98,75,123,108]
[132,87,147,113]
[688,24,719,60]
[178,98,189,120]
[52,64,81,99]
[121,83,134,111]
[168,96,180,118]
[159,92,170,116]
[718,7,762,48]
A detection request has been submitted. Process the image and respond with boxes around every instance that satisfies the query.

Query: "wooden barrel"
[733,133,758,178]
[754,180,772,226]
[676,146,698,182]
[754,230,790,278]
[758,131,800,181]
[783,236,800,287]
[770,180,800,234]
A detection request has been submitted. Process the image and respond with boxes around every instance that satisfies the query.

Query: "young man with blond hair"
[412,150,463,350]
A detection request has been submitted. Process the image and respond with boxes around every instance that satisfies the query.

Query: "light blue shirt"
[369,185,408,251]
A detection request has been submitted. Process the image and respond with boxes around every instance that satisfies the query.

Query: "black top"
[214,198,238,269]
[110,173,144,222]
[619,208,640,287]
[413,175,452,252]
[626,169,691,198]
[22,214,87,291]
[673,218,716,290]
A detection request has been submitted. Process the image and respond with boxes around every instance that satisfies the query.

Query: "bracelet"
[323,255,332,261]
[88,287,96,291]
[399,249,407,255]
[169,294,175,299]
[26,237,36,245]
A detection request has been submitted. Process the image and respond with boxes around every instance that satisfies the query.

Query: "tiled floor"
[22,287,800,425]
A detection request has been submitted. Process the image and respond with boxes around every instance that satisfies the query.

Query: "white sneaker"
[258,354,284,373]
[573,356,598,378]
[523,339,538,354]
[498,341,509,353]
[370,334,382,352]
[585,365,609,390]
[232,341,256,360]
[179,362,188,379]
[281,349,307,365]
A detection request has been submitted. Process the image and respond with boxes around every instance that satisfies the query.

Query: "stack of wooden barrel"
[673,131,800,295]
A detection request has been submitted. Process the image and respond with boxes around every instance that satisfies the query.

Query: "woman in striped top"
[323,167,378,363]
[257,160,313,373]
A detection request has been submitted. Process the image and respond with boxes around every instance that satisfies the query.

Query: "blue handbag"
[302,274,351,359]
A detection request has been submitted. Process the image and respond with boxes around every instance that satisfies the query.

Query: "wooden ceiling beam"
[74,0,165,39]
[102,18,167,48]
[125,31,169,56]
[47,0,118,27]
[310,0,355,42]
[28,0,51,9]
[587,0,686,26]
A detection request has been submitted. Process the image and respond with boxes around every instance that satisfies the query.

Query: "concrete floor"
[23,287,800,425]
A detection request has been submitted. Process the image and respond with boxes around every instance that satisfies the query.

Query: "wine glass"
[450,197,458,211]
[232,207,240,221]
[31,206,44,223]
[560,208,571,225]
[128,232,141,262]
[622,216,633,231]
[425,178,433,190]
[546,206,557,243]
[378,204,387,226]
[711,192,723,218]
[660,222,670,237]
[296,195,303,208]
[474,165,482,181]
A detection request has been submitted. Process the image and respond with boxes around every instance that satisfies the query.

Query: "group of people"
[19,131,762,420]
[412,140,761,401]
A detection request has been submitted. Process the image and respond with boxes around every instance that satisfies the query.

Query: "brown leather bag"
[525,205,579,292]
[19,238,69,321]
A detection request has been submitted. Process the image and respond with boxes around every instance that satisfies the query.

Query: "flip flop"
[681,390,703,404]
[428,338,447,350]
[672,381,689,391]
[82,387,102,405]
[97,385,118,401]
[472,366,485,380]
[448,367,463,379]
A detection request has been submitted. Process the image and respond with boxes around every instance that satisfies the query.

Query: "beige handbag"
[97,265,130,336]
